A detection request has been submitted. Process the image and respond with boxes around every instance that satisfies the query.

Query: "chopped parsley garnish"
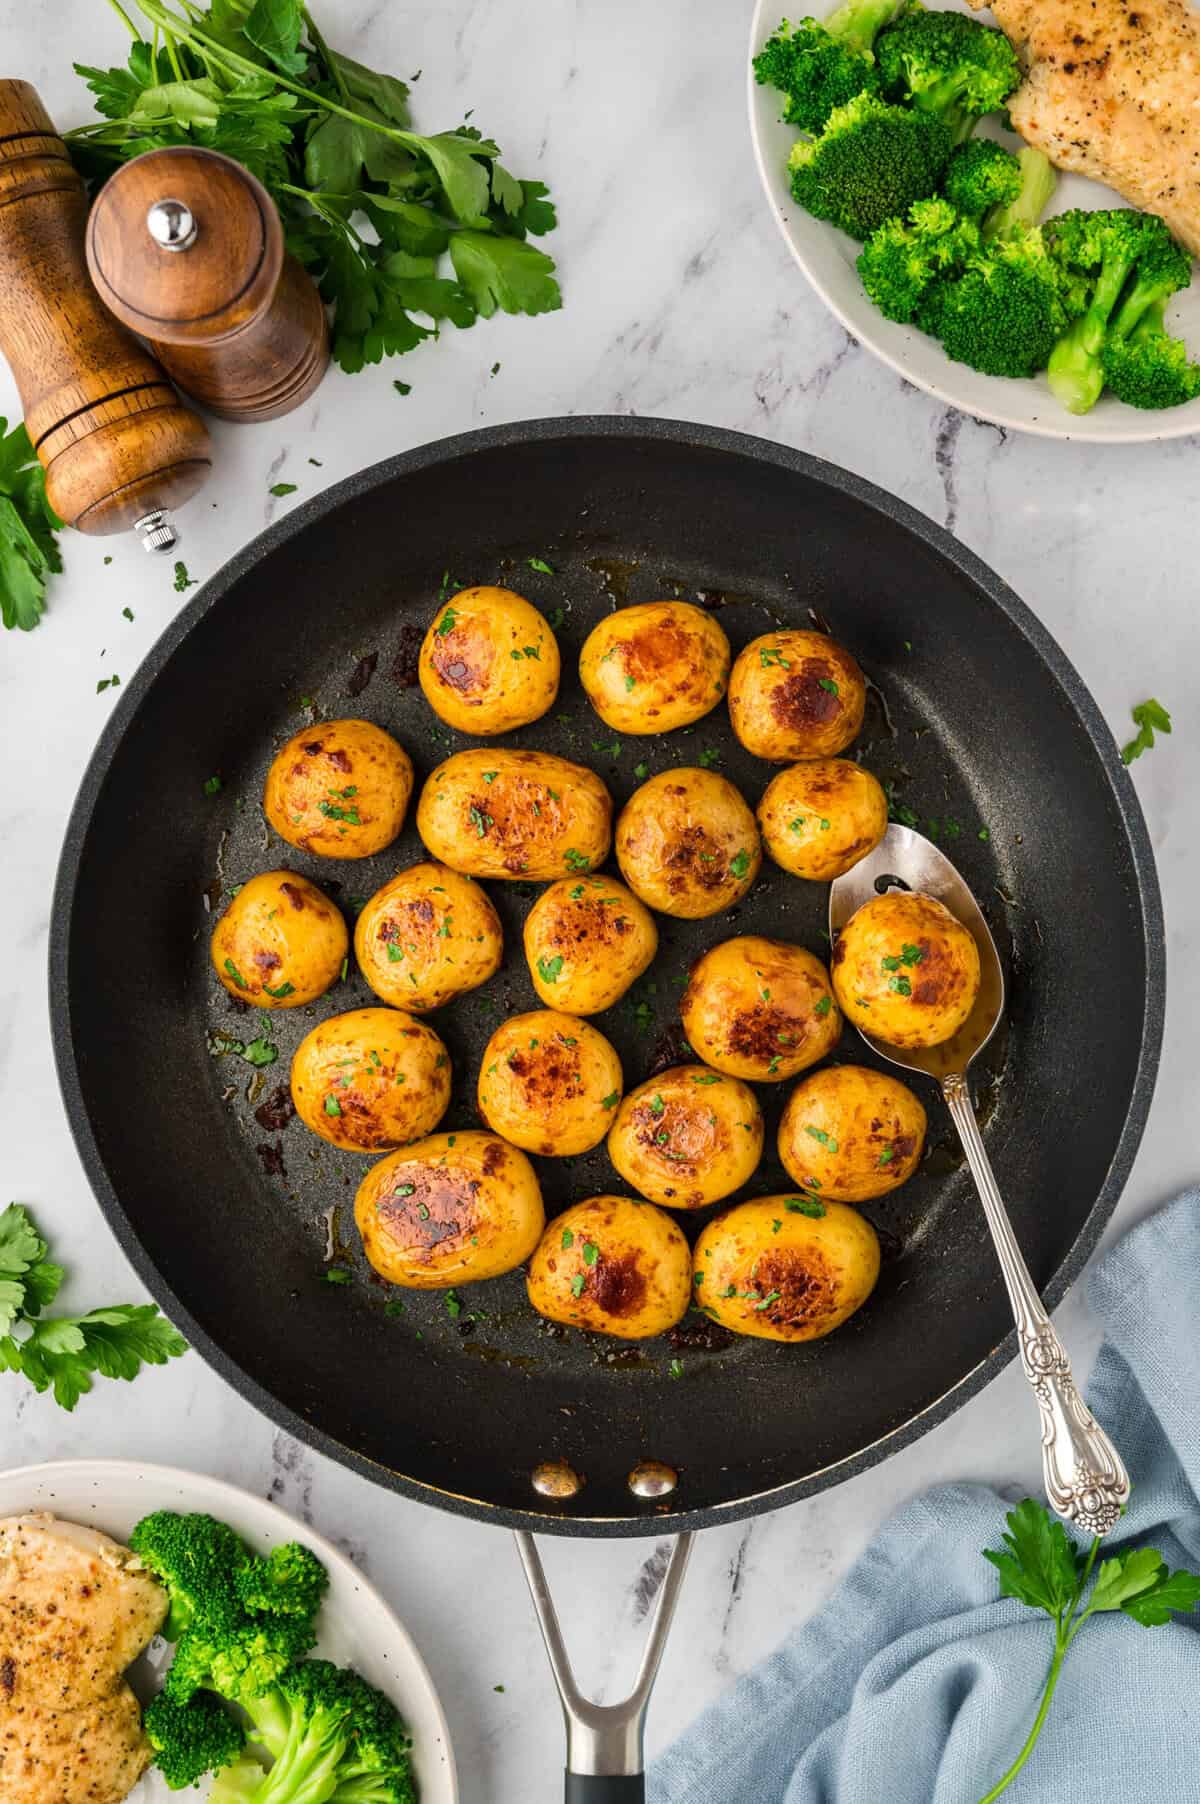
[818,676,839,695]
[561,1227,574,1249]
[563,849,591,871]
[436,606,459,636]
[600,1090,619,1109]
[649,1094,665,1118]
[263,980,295,999]
[668,1358,684,1379]
[582,1241,599,1266]
[96,674,121,694]
[729,849,751,879]
[889,975,913,996]
[754,1290,782,1311]
[393,379,412,396]
[591,739,621,760]
[788,816,805,833]
[469,805,493,838]
[570,1273,586,1298]
[446,1291,462,1319]
[691,1074,721,1085]
[386,943,404,963]
[696,747,721,768]
[759,645,790,668]
[767,1055,782,1075]
[319,800,361,824]
[805,1125,838,1151]
[203,775,222,796]
[537,954,564,984]
[878,1146,896,1166]
[223,957,249,990]
[322,1267,351,1285]
[634,762,649,780]
[173,560,196,591]
[324,1095,342,1116]
[394,1183,416,1198]
[784,1196,825,1218]
[269,482,297,498]
[1122,698,1171,765]
[528,556,555,575]
[814,995,832,1018]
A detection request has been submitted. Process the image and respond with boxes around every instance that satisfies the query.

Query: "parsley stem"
[103,0,139,37]
[302,6,348,101]
[976,1628,1069,1804]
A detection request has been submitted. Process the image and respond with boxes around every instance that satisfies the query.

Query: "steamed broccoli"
[166,1611,318,1706]
[129,1511,251,1637]
[920,226,1067,376]
[143,1691,245,1792]
[857,196,979,321]
[237,1543,331,1620]
[983,146,1058,238]
[788,91,952,239]
[1101,303,1200,408]
[1046,208,1192,412]
[876,9,1020,142]
[941,138,1022,219]
[753,0,909,134]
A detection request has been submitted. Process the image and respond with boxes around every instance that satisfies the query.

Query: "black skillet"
[51,418,1162,1795]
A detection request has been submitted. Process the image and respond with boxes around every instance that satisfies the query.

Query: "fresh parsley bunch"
[979,1497,1200,1800]
[0,418,62,632]
[0,1202,187,1409]
[69,0,561,374]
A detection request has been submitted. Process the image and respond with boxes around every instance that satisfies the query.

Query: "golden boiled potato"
[680,934,841,1081]
[526,1195,692,1339]
[579,600,730,734]
[607,1065,763,1209]
[694,1195,880,1342]
[291,1006,450,1152]
[477,1010,622,1156]
[758,759,888,881]
[615,768,761,919]
[354,861,502,1012]
[832,891,981,1049]
[354,1130,544,1288]
[523,874,657,1014]
[778,1064,926,1202]
[417,749,612,881]
[419,585,560,734]
[263,718,413,859]
[728,631,866,762]
[211,870,347,1008]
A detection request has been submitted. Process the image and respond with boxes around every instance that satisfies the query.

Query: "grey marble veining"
[0,1,1196,1799]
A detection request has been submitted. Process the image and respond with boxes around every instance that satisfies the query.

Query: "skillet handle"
[565,1778,645,1803]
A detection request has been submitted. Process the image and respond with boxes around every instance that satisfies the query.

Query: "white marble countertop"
[0,1,1195,1798]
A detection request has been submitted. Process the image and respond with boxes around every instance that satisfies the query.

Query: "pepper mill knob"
[86,146,331,423]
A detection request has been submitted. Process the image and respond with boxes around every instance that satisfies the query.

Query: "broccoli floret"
[1046,208,1191,413]
[753,0,908,134]
[130,1511,252,1638]
[1101,303,1200,408]
[942,139,1021,219]
[167,1613,318,1706]
[983,146,1058,238]
[788,92,952,239]
[923,226,1067,377]
[144,1691,245,1792]
[329,1673,417,1804]
[237,1544,330,1623]
[857,196,979,321]
[876,9,1020,142]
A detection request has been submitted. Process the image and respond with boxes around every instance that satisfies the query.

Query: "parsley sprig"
[68,0,561,375]
[0,1203,187,1410]
[0,418,62,632]
[978,1497,1200,1801]
[1120,698,1171,766]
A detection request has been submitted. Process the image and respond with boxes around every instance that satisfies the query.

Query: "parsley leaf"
[0,418,62,633]
[1121,698,1171,765]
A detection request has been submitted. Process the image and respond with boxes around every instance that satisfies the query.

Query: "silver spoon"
[829,824,1129,1536]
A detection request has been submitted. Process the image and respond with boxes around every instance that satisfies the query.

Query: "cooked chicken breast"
[0,1515,167,1710]
[0,1685,150,1804]
[968,0,1200,253]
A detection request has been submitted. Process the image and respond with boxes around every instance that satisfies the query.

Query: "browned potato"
[291,1006,450,1152]
[694,1195,880,1342]
[417,749,612,881]
[728,631,866,762]
[419,585,560,734]
[615,769,761,918]
[477,1010,621,1156]
[523,874,657,1013]
[579,600,730,734]
[354,1130,544,1288]
[526,1195,692,1339]
[264,718,413,859]
[758,759,888,881]
[778,1064,926,1202]
[680,935,842,1081]
[608,1065,763,1209]
[832,892,981,1048]
[210,870,347,1008]
[354,861,502,1012]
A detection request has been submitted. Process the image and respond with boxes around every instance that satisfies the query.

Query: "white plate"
[0,1459,457,1804]
[747,0,1200,441]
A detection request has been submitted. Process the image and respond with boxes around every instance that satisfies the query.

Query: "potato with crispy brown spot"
[354,1130,544,1288]
[694,1195,880,1342]
[417,749,612,880]
[355,861,502,1012]
[527,1195,692,1339]
[579,600,730,734]
[523,874,657,1014]
[477,1010,622,1155]
[263,718,413,858]
[608,1065,763,1209]
[291,1006,450,1152]
[832,891,981,1048]
[615,769,761,919]
[779,1064,926,1202]
[681,934,842,1081]
[728,631,866,762]
[419,585,560,734]
[758,759,888,881]
[211,870,347,1008]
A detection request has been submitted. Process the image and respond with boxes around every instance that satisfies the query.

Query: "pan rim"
[48,415,1165,1537]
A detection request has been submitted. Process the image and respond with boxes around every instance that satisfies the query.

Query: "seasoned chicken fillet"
[968,0,1200,253]
[0,1684,150,1804]
[0,1515,167,1709]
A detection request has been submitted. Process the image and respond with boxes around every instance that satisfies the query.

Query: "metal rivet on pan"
[531,1460,583,1500]
[628,1460,678,1499]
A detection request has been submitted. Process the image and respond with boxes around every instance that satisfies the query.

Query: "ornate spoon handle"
[942,1072,1129,1536]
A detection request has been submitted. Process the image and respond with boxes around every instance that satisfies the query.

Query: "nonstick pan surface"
[51,418,1163,1535]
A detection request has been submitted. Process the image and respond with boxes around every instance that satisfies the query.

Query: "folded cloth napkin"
[650,1190,1200,1804]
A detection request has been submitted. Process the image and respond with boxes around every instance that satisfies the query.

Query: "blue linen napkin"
[650,1190,1200,1804]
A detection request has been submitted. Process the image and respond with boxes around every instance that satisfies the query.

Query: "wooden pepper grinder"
[86,146,330,423]
[0,81,212,548]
